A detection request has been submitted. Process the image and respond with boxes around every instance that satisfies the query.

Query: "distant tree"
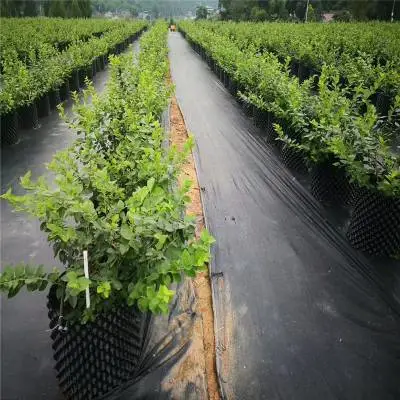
[41,1,51,16]
[70,0,82,17]
[276,0,289,19]
[250,5,267,20]
[49,0,67,17]
[23,0,38,16]
[219,0,257,20]
[130,6,138,17]
[196,5,208,19]
[286,0,297,15]
[1,0,24,16]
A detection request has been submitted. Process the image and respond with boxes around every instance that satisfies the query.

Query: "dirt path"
[168,95,220,400]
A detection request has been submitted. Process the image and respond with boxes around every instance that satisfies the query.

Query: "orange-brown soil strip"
[170,96,221,400]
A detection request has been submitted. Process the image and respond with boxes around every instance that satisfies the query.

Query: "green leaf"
[69,295,78,308]
[147,177,155,191]
[154,233,167,250]
[181,250,192,268]
[119,242,130,255]
[120,223,134,241]
[200,229,216,245]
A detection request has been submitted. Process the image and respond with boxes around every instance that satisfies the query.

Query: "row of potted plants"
[0,17,123,62]
[197,21,400,116]
[179,21,399,258]
[0,21,214,399]
[0,20,147,116]
[1,21,148,146]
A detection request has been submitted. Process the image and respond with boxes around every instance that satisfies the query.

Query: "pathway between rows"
[168,32,400,400]
[0,42,140,400]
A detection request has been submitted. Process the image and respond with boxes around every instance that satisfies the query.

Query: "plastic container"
[281,145,308,174]
[69,71,80,92]
[59,81,70,101]
[241,99,253,117]
[37,94,51,118]
[1,111,18,145]
[49,89,61,109]
[311,161,353,206]
[347,190,400,257]
[19,103,39,130]
[253,107,270,130]
[47,287,149,400]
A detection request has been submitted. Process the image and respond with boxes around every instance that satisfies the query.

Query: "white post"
[391,0,396,22]
[305,0,310,23]
[83,250,90,309]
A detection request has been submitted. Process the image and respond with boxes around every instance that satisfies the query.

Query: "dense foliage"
[91,0,217,18]
[194,21,400,99]
[0,18,146,115]
[179,20,400,197]
[0,22,214,322]
[1,0,92,18]
[218,0,400,22]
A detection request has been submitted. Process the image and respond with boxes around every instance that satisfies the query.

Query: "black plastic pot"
[69,71,80,92]
[214,63,220,77]
[219,68,225,83]
[346,190,400,257]
[95,57,102,72]
[49,89,61,109]
[37,94,51,118]
[18,103,39,130]
[59,81,70,101]
[298,63,310,83]
[376,92,391,116]
[206,54,213,68]
[1,111,18,145]
[99,55,106,70]
[87,64,94,80]
[47,287,149,400]
[78,69,86,87]
[223,71,230,88]
[228,78,238,97]
[281,145,308,174]
[242,100,253,117]
[91,61,97,77]
[311,161,353,205]
[290,60,299,77]
[253,107,270,130]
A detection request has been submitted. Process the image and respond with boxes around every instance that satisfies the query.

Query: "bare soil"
[169,96,221,400]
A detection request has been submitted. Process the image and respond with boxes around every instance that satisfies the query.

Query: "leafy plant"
[0,22,215,324]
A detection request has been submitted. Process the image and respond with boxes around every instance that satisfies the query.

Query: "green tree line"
[1,0,92,18]
[219,0,399,21]
[91,0,217,18]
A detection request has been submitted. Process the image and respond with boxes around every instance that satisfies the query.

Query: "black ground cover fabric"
[168,32,400,400]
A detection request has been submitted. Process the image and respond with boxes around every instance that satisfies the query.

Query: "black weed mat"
[168,32,400,400]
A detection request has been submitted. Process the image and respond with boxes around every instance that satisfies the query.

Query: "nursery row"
[179,22,399,257]
[0,18,125,60]
[1,20,213,321]
[193,21,400,114]
[0,19,147,135]
[1,21,213,398]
